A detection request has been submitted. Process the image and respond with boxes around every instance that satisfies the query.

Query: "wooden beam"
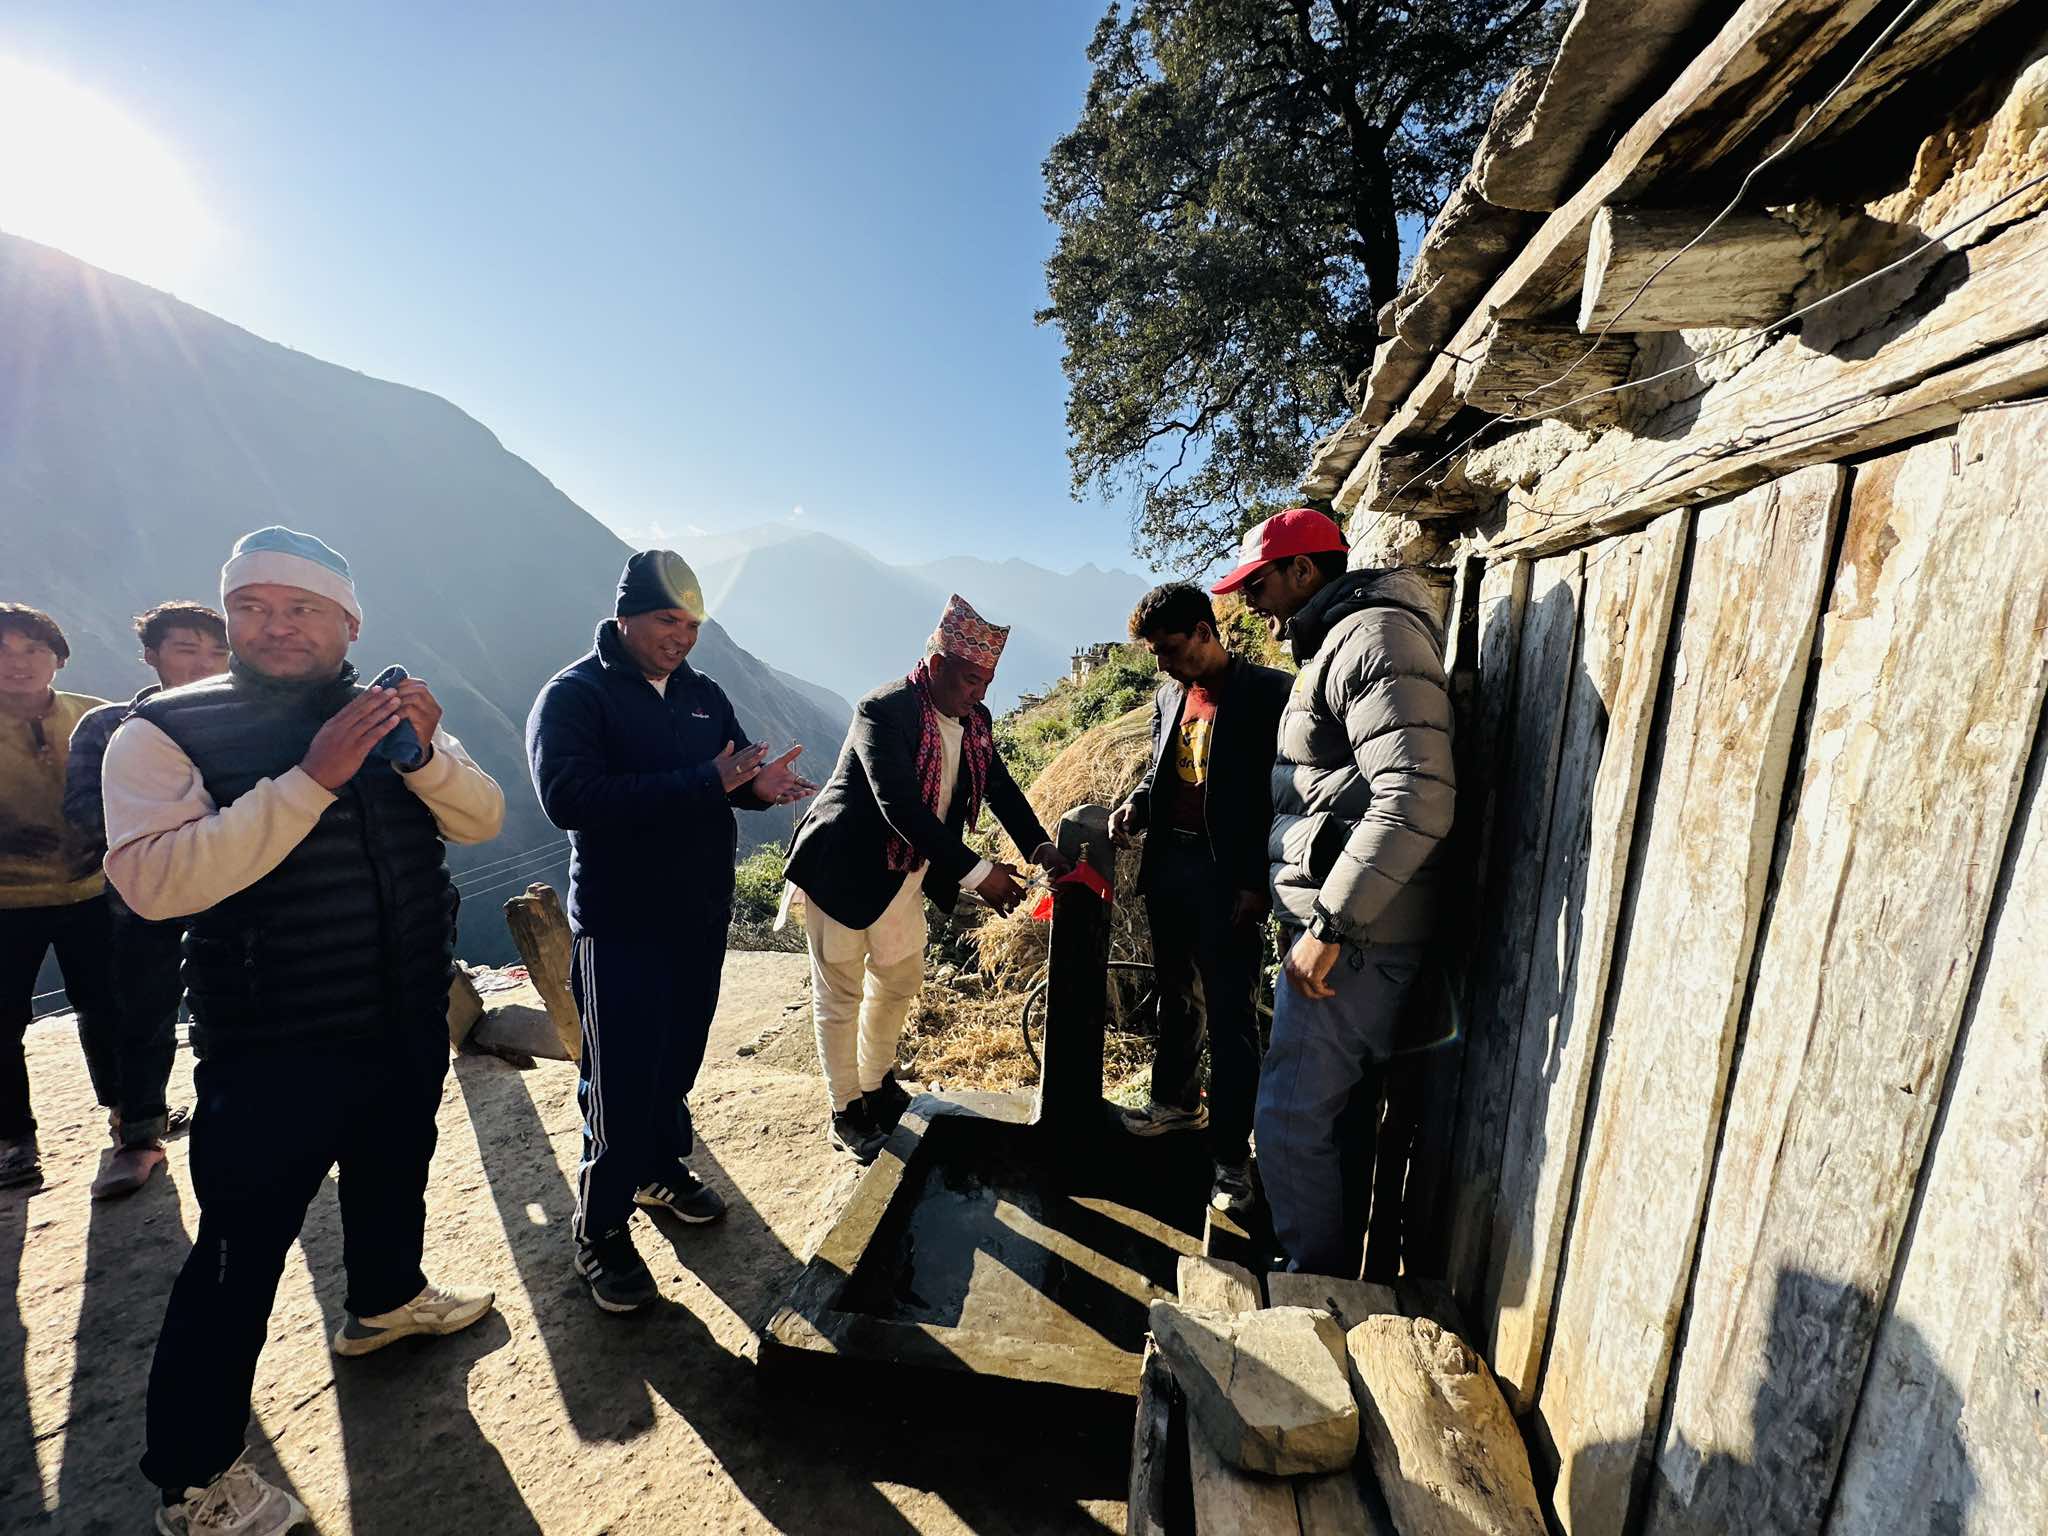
[1643,406,2048,1536]
[502,883,581,1061]
[1794,0,2039,152]
[1492,208,2048,557]
[1578,206,1814,333]
[1325,0,1894,510]
[1454,320,1637,425]
[1348,1316,1550,1536]
[1825,699,2048,1536]
[1532,465,1846,1535]
[1482,511,1686,1412]
[1476,0,1726,212]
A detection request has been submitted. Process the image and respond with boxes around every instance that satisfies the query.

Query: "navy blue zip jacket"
[526,620,768,937]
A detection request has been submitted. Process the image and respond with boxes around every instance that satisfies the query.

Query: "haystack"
[977,704,1156,988]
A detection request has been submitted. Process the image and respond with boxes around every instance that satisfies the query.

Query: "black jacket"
[1125,655,1292,897]
[63,684,160,854]
[785,677,1050,931]
[135,663,456,1056]
[526,621,769,938]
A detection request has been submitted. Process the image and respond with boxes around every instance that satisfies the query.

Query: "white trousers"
[805,901,926,1111]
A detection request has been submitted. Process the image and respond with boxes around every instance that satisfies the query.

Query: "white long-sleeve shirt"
[102,716,505,921]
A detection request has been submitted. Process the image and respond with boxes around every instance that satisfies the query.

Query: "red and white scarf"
[885,657,994,873]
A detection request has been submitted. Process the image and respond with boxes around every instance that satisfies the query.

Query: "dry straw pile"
[900,704,1161,1097]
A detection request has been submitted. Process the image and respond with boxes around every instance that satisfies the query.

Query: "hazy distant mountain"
[699,532,1146,713]
[0,231,848,965]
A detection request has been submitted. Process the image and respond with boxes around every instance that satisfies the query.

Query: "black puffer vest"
[135,660,456,1056]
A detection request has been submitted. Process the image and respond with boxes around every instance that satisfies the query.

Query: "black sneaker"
[1210,1160,1255,1218]
[828,1104,887,1165]
[575,1227,658,1314]
[862,1071,912,1131]
[634,1165,727,1224]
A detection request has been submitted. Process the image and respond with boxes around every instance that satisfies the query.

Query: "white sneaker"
[331,1281,495,1357]
[157,1457,307,1535]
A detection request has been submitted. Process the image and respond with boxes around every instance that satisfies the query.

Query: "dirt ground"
[0,953,1129,1534]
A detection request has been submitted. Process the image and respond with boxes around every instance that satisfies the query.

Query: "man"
[786,594,1069,1164]
[1107,583,1289,1217]
[64,601,231,1198]
[527,549,815,1315]
[1212,509,1454,1278]
[102,527,506,1535]
[0,603,115,1190]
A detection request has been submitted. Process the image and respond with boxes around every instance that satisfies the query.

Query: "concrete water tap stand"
[762,804,1214,1398]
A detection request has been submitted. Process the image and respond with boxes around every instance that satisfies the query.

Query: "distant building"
[1069,642,1118,681]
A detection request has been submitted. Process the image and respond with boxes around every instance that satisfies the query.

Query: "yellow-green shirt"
[0,689,110,908]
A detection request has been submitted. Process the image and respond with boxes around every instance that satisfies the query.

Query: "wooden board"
[1825,725,2048,1534]
[1529,464,1846,1534]
[1175,1256,1299,1535]
[1266,1272,1400,1334]
[1492,210,2048,557]
[1483,511,1687,1410]
[1129,1341,1177,1536]
[1445,555,1579,1323]
[1643,405,2048,1536]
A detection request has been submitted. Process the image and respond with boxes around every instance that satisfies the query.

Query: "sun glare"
[0,57,216,289]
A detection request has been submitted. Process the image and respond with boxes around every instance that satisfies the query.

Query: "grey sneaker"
[157,1456,307,1534]
[634,1166,727,1224]
[0,1136,41,1189]
[1118,1101,1209,1138]
[331,1281,495,1357]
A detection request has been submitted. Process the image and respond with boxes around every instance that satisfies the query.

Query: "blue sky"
[1,1,1166,573]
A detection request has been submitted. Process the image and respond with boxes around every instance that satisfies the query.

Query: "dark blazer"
[786,677,1050,931]
[1126,654,1292,897]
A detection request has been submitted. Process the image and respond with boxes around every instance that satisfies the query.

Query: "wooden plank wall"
[1441,401,2048,1534]
[1483,512,1684,1410]
[1536,465,1846,1532]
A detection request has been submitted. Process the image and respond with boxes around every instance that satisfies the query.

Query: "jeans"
[140,1026,449,1491]
[0,896,120,1139]
[570,922,726,1243]
[108,894,184,1146]
[1256,933,1425,1276]
[1143,835,1266,1167]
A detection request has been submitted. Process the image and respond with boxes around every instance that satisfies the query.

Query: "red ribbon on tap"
[1028,860,1113,921]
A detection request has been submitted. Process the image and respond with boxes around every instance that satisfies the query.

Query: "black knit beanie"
[615,550,705,620]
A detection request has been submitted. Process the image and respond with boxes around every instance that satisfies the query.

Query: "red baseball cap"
[1210,508,1348,595]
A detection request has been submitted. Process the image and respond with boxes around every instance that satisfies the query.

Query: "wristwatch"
[1307,908,1345,945]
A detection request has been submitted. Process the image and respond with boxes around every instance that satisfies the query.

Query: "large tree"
[1042,0,1560,568]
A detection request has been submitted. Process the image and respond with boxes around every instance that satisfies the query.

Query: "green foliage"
[1041,0,1563,570]
[731,845,787,928]
[996,643,1160,788]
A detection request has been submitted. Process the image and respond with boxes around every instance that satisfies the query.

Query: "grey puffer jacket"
[1268,567,1455,945]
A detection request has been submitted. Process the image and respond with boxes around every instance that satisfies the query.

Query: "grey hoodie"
[1267,567,1455,944]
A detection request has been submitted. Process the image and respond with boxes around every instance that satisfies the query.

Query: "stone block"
[1148,1300,1359,1477]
